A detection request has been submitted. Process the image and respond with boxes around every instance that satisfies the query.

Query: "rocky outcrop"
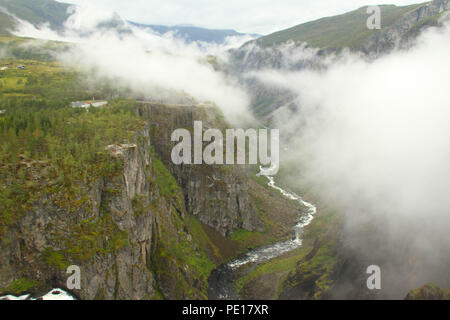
[0,103,267,299]
[227,43,321,121]
[362,0,450,55]
[137,103,264,237]
[279,207,450,300]
[405,284,450,300]
[1,127,154,299]
[227,0,450,121]
[0,124,212,299]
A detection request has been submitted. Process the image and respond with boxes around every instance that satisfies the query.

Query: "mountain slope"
[0,10,15,35]
[228,0,450,122]
[0,0,70,34]
[0,0,257,44]
[0,59,303,299]
[254,2,438,50]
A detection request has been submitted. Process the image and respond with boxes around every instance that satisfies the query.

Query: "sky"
[57,0,424,34]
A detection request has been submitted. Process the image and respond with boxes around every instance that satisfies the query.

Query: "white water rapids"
[227,175,317,269]
[0,288,75,300]
[207,173,318,299]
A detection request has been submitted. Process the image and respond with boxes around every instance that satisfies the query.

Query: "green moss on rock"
[42,248,70,270]
[1,278,40,295]
[405,283,450,300]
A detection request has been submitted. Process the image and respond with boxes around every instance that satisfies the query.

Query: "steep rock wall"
[0,125,210,299]
[138,103,264,237]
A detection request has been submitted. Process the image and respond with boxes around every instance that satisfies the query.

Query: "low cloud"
[6,0,450,297]
[252,23,450,295]
[7,2,252,122]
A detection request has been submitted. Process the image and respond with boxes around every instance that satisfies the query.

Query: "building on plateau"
[71,100,108,109]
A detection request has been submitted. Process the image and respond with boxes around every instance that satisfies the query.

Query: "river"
[1,176,316,301]
[207,175,317,300]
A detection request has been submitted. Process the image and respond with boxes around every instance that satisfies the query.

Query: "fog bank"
[252,23,450,296]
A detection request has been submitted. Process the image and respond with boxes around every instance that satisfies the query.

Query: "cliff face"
[0,125,208,299]
[279,233,380,300]
[405,284,450,300]
[0,103,266,299]
[227,43,321,121]
[138,103,264,237]
[231,0,450,69]
[362,0,450,55]
[279,208,450,300]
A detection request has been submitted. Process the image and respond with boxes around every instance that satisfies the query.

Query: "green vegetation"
[292,241,336,299]
[151,206,217,299]
[406,283,450,300]
[0,0,70,35]
[0,12,16,36]
[230,227,270,252]
[0,59,145,236]
[0,50,219,299]
[250,165,272,189]
[160,235,215,283]
[0,59,94,100]
[236,209,339,299]
[229,185,299,257]
[148,287,165,300]
[227,168,305,255]
[404,10,447,39]
[230,206,277,252]
[127,147,219,299]
[0,183,30,237]
[0,57,146,278]
[1,277,40,295]
[131,194,146,217]
[236,248,308,297]
[0,36,72,61]
[256,4,426,49]
[187,214,222,261]
[42,248,70,270]
[0,98,144,233]
[231,228,263,242]
[152,154,181,199]
[250,97,276,118]
[49,211,130,262]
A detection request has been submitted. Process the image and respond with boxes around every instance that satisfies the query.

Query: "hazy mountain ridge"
[0,0,71,35]
[227,0,450,300]
[0,0,257,44]
[362,0,450,54]
[129,21,259,44]
[228,0,450,121]
[251,1,449,51]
